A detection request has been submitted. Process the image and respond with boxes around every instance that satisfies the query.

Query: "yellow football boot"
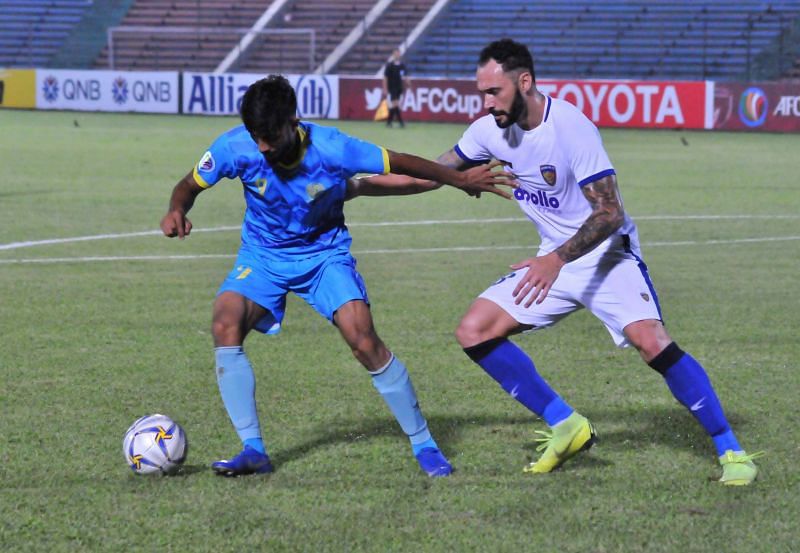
[523,412,597,474]
[718,450,764,486]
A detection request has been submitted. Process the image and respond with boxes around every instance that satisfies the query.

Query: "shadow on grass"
[269,404,750,468]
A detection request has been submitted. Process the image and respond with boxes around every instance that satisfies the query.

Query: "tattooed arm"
[554,174,625,263]
[510,174,625,307]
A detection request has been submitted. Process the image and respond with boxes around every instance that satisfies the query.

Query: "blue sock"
[464,338,573,426]
[649,343,740,456]
[370,355,436,454]
[215,346,266,454]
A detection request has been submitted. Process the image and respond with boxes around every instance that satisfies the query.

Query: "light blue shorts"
[217,245,369,335]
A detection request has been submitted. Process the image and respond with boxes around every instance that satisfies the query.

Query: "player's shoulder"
[213,124,256,151]
[547,96,597,130]
[465,114,501,137]
[302,120,337,140]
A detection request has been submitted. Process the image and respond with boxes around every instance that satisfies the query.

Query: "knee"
[626,320,672,363]
[348,330,381,359]
[455,315,484,348]
[211,312,243,346]
[632,335,670,362]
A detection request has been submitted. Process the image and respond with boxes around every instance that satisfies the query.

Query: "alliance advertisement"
[182,73,339,119]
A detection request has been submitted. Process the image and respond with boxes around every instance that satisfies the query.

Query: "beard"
[490,88,527,129]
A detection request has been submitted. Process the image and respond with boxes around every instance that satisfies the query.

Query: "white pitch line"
[1,236,798,265]
[1,214,798,252]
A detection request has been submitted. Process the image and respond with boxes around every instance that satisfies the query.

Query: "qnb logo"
[295,76,332,118]
[111,77,129,105]
[42,75,59,102]
[738,87,768,127]
[514,188,560,209]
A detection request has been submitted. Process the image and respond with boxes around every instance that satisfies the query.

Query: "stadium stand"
[405,0,800,80]
[335,0,437,75]
[94,0,276,71]
[93,0,379,74]
[0,0,92,68]
[235,0,376,74]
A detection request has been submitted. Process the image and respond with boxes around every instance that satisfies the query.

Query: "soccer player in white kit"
[442,39,762,484]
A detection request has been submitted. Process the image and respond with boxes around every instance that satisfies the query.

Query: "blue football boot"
[212,445,274,476]
[415,447,453,477]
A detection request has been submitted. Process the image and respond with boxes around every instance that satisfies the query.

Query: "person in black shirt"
[383,49,411,128]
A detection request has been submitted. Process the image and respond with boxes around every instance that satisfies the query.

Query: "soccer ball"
[123,414,188,475]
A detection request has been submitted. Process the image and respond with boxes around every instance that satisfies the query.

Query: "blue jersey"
[193,122,389,259]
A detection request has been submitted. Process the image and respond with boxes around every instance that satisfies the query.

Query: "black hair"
[478,39,535,80]
[240,75,297,140]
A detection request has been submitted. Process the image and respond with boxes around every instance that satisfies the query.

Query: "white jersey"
[456,96,640,260]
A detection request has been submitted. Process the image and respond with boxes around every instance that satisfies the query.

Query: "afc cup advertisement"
[713,82,800,132]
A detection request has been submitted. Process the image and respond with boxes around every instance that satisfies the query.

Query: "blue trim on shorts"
[622,235,663,321]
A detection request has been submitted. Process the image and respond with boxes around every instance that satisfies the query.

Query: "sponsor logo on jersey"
[306,182,326,200]
[540,164,557,186]
[641,293,650,302]
[111,77,128,105]
[738,87,768,127]
[199,151,215,172]
[514,188,560,209]
[42,75,59,102]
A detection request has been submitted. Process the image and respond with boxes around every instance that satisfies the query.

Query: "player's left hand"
[510,252,565,306]
[457,160,517,199]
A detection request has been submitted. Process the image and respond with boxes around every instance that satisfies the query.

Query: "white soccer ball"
[123,414,188,475]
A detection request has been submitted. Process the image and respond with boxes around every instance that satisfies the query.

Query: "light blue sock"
[215,346,265,454]
[370,355,437,455]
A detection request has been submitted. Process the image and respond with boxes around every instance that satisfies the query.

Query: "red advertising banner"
[340,77,482,123]
[340,77,711,129]
[537,79,709,129]
[713,81,800,132]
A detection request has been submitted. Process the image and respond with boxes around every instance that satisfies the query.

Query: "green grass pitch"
[1,109,798,552]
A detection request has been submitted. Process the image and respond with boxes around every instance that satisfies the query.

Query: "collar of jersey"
[276,125,307,170]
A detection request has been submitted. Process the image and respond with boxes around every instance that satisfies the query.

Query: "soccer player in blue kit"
[160,75,513,477]
[435,39,762,485]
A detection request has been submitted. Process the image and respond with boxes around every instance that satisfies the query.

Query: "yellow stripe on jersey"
[277,126,308,171]
[380,147,390,175]
[193,165,212,188]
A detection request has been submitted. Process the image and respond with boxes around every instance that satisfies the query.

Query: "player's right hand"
[160,210,192,239]
[458,160,517,199]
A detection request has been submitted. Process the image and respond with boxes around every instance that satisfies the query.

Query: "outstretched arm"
[160,171,206,239]
[345,174,442,201]
[387,150,515,199]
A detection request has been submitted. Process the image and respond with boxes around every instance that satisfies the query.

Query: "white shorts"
[479,249,662,347]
